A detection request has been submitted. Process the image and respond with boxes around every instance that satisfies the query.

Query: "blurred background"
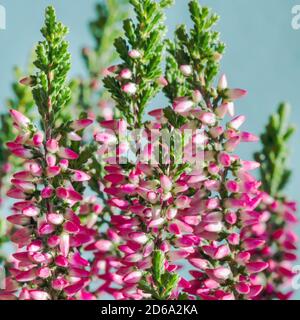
[0,0,299,298]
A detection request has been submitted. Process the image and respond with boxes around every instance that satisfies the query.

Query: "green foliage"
[164,41,189,102]
[0,115,12,168]
[153,250,165,283]
[255,103,296,197]
[83,0,129,78]
[139,250,180,300]
[166,0,225,99]
[104,0,172,127]
[163,106,187,129]
[31,6,71,131]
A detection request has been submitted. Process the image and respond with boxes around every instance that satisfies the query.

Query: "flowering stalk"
[0,65,35,259]
[2,7,93,300]
[95,0,188,300]
[163,0,268,300]
[80,0,129,196]
[76,2,132,299]
[80,0,129,121]
[104,0,172,128]
[0,66,35,206]
[252,103,298,300]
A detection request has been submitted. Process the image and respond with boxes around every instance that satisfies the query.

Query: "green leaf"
[256,103,296,196]
[163,273,180,298]
[152,250,165,283]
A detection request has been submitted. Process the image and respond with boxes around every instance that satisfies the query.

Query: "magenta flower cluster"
[0,2,298,301]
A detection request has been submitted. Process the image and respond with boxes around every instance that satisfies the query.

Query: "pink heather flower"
[206,267,232,281]
[46,166,61,177]
[47,235,60,248]
[95,240,113,252]
[37,267,51,279]
[225,212,238,225]
[180,65,193,76]
[68,132,82,141]
[119,68,132,79]
[46,154,57,167]
[225,180,240,193]
[218,152,232,167]
[71,170,91,182]
[128,49,141,59]
[10,110,31,128]
[59,159,69,170]
[246,262,269,274]
[226,88,248,101]
[29,162,42,176]
[11,179,35,192]
[173,97,194,114]
[56,187,69,199]
[218,74,228,90]
[7,188,27,200]
[157,76,168,87]
[39,223,55,236]
[107,65,119,73]
[46,139,59,153]
[160,175,172,192]
[123,271,142,284]
[0,4,287,302]
[41,186,53,199]
[19,76,35,86]
[148,109,165,121]
[58,148,79,160]
[241,132,259,143]
[71,119,93,131]
[243,238,265,250]
[60,233,70,257]
[47,213,64,225]
[224,136,241,152]
[11,148,33,159]
[33,132,44,146]
[121,82,137,95]
[64,221,80,234]
[7,215,31,226]
[228,115,246,130]
[197,112,216,126]
[29,290,50,300]
[192,90,202,103]
[11,227,32,246]
[22,205,39,217]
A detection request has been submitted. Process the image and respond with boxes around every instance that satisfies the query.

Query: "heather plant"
[0,0,298,301]
[159,0,268,300]
[0,0,129,264]
[79,0,129,196]
[251,104,298,300]
[95,0,268,300]
[95,0,184,300]
[1,7,93,300]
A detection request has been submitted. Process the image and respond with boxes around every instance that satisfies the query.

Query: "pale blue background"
[0,0,299,298]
